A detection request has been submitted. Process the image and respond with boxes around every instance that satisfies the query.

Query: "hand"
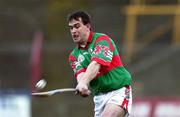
[75,81,91,97]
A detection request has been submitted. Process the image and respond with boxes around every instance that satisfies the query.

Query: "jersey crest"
[78,54,85,62]
[88,48,93,54]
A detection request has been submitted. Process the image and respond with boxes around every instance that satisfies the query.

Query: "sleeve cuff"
[75,68,86,78]
[91,57,111,66]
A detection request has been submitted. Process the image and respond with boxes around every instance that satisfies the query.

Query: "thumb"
[86,89,91,95]
[75,89,79,95]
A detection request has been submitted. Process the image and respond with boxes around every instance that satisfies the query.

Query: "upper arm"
[91,35,114,66]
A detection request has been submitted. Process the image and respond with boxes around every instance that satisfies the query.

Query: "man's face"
[68,18,90,43]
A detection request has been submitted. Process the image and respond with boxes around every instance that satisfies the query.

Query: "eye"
[68,23,81,30]
[69,26,73,30]
[74,24,80,29]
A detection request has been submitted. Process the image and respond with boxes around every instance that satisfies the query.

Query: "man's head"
[67,11,92,44]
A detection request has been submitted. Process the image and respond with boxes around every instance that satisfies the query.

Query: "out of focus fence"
[131,97,180,117]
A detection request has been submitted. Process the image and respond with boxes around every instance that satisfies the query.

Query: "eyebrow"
[68,22,80,27]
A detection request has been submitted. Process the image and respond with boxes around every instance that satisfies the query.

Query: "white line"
[31,88,76,96]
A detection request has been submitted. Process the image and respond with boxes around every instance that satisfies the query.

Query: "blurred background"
[0,0,180,117]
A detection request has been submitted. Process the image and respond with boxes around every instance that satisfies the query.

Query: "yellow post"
[123,14,137,63]
[122,5,180,62]
[172,7,180,46]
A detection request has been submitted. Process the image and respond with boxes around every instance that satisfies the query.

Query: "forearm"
[77,72,85,83]
[75,61,100,97]
[81,61,100,84]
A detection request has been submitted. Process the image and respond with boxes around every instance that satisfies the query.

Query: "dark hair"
[67,11,91,25]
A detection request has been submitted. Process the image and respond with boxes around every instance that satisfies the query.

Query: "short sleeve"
[69,54,86,78]
[91,35,114,66]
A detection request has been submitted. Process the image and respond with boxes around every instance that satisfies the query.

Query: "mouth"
[72,35,79,40]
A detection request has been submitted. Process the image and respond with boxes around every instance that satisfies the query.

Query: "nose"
[71,27,77,33]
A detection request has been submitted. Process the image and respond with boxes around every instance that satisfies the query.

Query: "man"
[68,11,132,117]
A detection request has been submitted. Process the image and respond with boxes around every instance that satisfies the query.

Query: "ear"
[86,23,91,30]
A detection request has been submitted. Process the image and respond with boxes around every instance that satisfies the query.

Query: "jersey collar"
[78,31,93,49]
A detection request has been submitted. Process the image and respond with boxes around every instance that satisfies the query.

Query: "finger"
[80,93,89,97]
[80,89,91,97]
[75,89,79,95]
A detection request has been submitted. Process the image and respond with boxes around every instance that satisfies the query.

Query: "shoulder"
[93,32,115,51]
[93,32,111,40]
[93,32,107,38]
[69,48,78,61]
[92,32,111,43]
[93,32,112,43]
